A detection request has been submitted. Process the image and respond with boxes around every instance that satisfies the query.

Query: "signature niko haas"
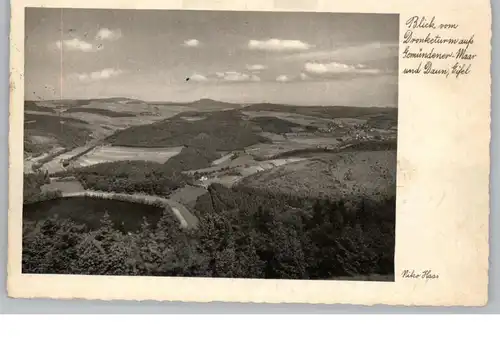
[401,269,440,280]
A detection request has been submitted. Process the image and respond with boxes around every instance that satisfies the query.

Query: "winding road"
[62,191,199,229]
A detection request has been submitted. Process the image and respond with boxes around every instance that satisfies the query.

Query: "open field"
[69,98,150,114]
[238,150,397,201]
[169,185,208,208]
[244,141,328,160]
[241,103,397,119]
[24,145,66,173]
[211,152,235,166]
[73,145,184,168]
[41,178,85,194]
[185,152,308,188]
[151,98,242,111]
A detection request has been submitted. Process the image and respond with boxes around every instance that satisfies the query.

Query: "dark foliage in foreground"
[23,183,395,279]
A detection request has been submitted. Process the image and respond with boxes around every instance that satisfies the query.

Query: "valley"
[24,97,397,229]
[23,97,397,280]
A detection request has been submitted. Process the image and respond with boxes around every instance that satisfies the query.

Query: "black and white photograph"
[22,8,398,281]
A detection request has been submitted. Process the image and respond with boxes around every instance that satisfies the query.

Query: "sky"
[25,8,399,107]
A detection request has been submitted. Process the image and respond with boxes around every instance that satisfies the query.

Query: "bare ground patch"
[74,146,184,168]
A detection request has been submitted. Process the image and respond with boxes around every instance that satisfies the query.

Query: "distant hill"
[27,97,146,107]
[25,98,396,119]
[24,100,57,113]
[25,97,150,116]
[150,98,242,110]
[242,103,398,119]
[187,98,242,110]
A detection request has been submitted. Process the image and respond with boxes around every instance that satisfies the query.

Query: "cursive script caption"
[402,16,476,78]
[401,269,440,280]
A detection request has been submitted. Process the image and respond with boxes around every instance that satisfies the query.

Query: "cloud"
[96,28,122,41]
[187,71,261,84]
[282,42,399,63]
[246,64,268,71]
[248,39,312,52]
[299,73,310,80]
[304,61,381,77]
[55,38,97,52]
[276,75,290,82]
[183,39,200,47]
[216,71,260,82]
[73,68,123,82]
[187,73,208,82]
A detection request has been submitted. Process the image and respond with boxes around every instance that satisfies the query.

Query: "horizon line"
[25,96,398,109]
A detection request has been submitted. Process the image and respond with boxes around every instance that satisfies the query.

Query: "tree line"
[59,160,191,197]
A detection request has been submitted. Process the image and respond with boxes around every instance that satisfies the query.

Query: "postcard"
[8,0,491,305]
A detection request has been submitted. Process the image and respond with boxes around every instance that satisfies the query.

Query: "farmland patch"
[40,178,85,194]
[169,185,208,208]
[238,151,397,201]
[74,146,184,167]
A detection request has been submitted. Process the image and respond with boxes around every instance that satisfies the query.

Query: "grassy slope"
[25,101,56,113]
[238,150,397,201]
[242,103,397,119]
[24,113,92,149]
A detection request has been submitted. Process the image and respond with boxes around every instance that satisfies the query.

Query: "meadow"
[73,145,184,167]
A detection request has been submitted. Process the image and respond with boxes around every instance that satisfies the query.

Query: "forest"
[23,171,62,204]
[60,160,191,197]
[107,110,270,150]
[22,183,395,280]
[242,104,398,119]
[64,107,136,117]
